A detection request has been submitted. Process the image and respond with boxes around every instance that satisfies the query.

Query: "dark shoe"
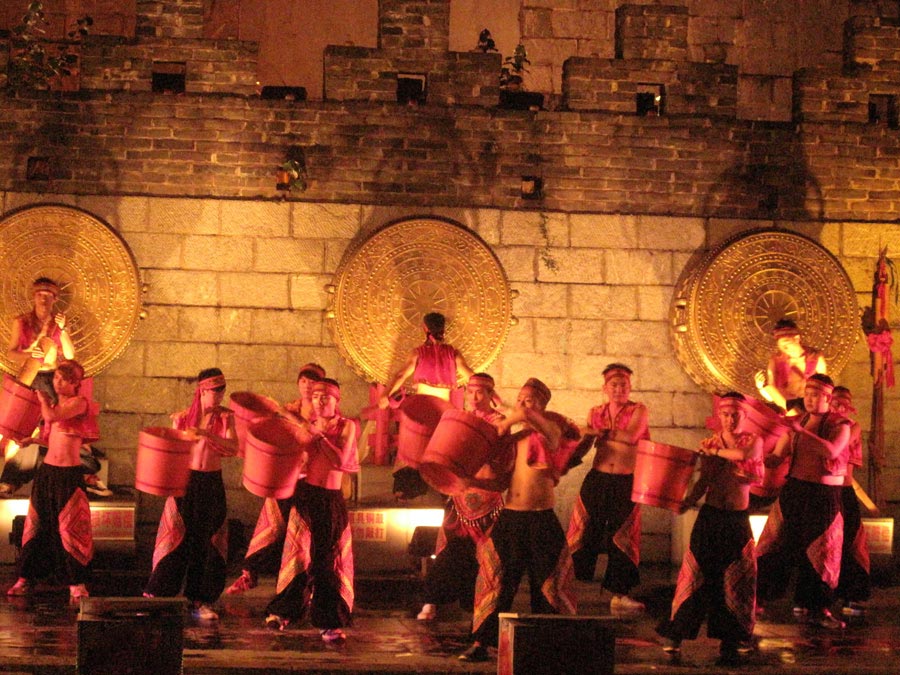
[662,638,681,653]
[458,643,489,662]
[810,609,845,630]
[716,648,742,667]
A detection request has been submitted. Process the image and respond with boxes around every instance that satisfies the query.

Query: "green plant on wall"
[500,44,530,90]
[3,2,92,93]
[538,212,558,272]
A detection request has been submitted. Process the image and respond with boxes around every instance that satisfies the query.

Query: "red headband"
[313,381,341,401]
[468,374,495,390]
[524,378,551,407]
[199,374,226,391]
[773,326,800,339]
[603,368,632,383]
[33,280,59,297]
[806,379,834,395]
[716,398,744,412]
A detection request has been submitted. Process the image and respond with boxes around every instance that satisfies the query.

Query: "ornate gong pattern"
[327,217,512,384]
[670,229,859,395]
[0,205,142,377]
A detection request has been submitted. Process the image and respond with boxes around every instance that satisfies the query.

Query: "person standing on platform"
[144,368,238,621]
[830,386,871,618]
[460,378,580,663]
[379,312,473,500]
[7,360,99,600]
[264,378,359,643]
[755,319,826,413]
[657,392,763,665]
[566,363,649,611]
[226,363,325,594]
[756,373,850,629]
[417,373,506,622]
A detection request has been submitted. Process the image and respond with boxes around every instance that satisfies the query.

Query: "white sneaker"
[417,603,437,621]
[192,603,219,621]
[611,595,645,612]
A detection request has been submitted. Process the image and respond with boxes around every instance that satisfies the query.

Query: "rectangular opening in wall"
[26,157,50,181]
[152,62,187,94]
[636,84,664,116]
[397,73,427,105]
[868,94,898,128]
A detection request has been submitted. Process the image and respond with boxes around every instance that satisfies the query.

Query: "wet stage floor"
[1,565,900,674]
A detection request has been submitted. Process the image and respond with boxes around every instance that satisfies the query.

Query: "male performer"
[379,312,473,499]
[756,319,826,413]
[226,363,325,594]
[567,363,649,611]
[460,377,579,663]
[756,373,850,629]
[264,378,359,643]
[658,393,762,665]
[144,368,239,621]
[830,386,871,617]
[6,277,75,396]
[7,360,98,600]
[417,373,505,621]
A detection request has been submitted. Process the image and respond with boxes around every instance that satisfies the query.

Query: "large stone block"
[535,318,574,353]
[289,274,331,310]
[514,282,570,317]
[145,342,217,378]
[537,248,606,284]
[101,342,146,376]
[570,213,638,248]
[182,235,254,271]
[605,320,670,356]
[503,317,536,353]
[220,272,290,308]
[636,356,701,393]
[498,352,567,390]
[636,215,705,250]
[147,197,220,234]
[568,354,616,389]
[495,246,537,282]
[672,392,713,428]
[101,375,178,414]
[75,195,150,233]
[639,391,674,426]
[567,319,607,356]
[144,269,218,306]
[293,202,361,238]
[220,200,290,237]
[134,306,179,343]
[605,250,673,285]
[126,232,184,268]
[178,307,254,343]
[638,285,673,321]
[570,284,639,320]
[501,210,569,246]
[249,308,323,345]
[255,238,326,274]
[218,344,290,381]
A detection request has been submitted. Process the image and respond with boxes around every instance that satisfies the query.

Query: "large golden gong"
[0,205,142,377]
[327,217,513,384]
[671,229,859,395]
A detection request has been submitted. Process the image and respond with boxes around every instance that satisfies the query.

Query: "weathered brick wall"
[136,0,204,39]
[844,15,900,67]
[78,35,259,94]
[563,57,738,117]
[379,0,450,53]
[323,45,501,106]
[4,91,900,221]
[615,5,689,61]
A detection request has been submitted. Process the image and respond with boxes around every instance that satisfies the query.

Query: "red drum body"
[396,394,453,469]
[631,440,697,512]
[419,409,498,495]
[741,397,791,498]
[242,417,304,499]
[230,391,282,457]
[135,427,195,497]
[0,375,41,443]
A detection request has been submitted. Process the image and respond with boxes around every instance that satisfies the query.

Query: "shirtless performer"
[567,363,649,611]
[658,393,763,665]
[265,378,359,643]
[7,360,98,600]
[460,378,579,663]
[830,386,870,618]
[226,363,325,594]
[417,373,505,621]
[756,374,850,629]
[144,368,239,621]
[756,319,826,413]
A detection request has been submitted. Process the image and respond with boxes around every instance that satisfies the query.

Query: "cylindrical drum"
[135,427,195,497]
[230,391,282,456]
[418,409,499,495]
[632,439,697,512]
[397,394,453,468]
[0,374,41,443]
[741,397,791,498]
[242,417,305,499]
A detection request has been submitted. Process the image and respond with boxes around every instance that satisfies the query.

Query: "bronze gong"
[670,229,859,395]
[326,217,513,384]
[0,204,143,377]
